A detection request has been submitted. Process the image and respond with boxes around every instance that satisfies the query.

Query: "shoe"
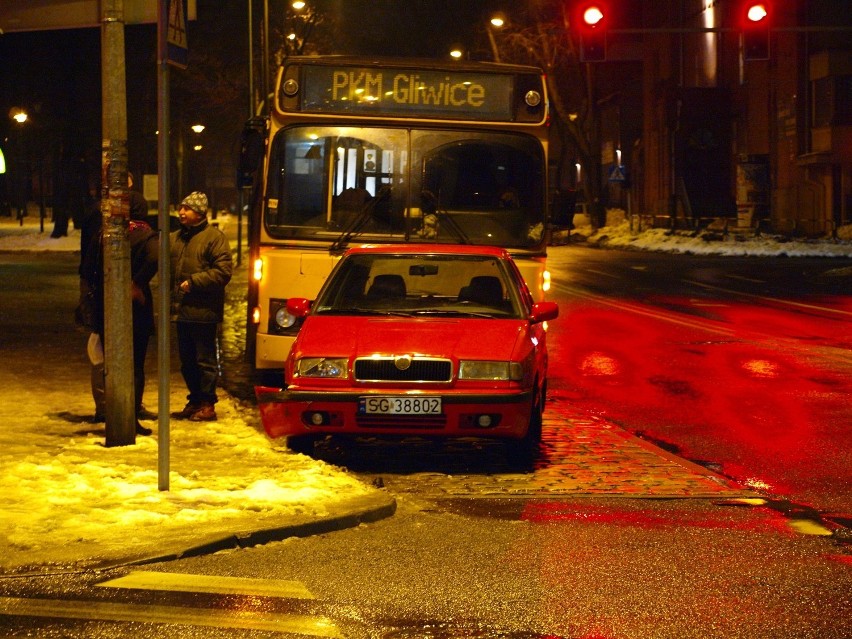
[189,403,217,422]
[170,402,200,419]
[135,422,153,436]
[137,406,158,420]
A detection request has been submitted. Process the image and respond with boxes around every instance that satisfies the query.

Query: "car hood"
[293,316,529,361]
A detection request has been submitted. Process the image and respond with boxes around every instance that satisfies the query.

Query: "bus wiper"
[420,190,470,245]
[330,185,391,254]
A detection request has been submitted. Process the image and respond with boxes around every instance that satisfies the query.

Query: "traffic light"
[578,3,607,62]
[742,2,770,60]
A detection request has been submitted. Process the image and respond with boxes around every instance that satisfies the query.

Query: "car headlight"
[296,357,348,378]
[459,360,523,381]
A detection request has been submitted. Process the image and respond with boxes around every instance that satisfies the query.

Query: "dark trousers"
[176,321,220,405]
[91,320,151,415]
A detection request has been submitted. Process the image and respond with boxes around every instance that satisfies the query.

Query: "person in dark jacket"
[169,191,233,422]
[79,187,159,435]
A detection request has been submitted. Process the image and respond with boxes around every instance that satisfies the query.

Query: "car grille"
[354,357,453,383]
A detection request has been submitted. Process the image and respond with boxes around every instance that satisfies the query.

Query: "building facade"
[633,0,851,236]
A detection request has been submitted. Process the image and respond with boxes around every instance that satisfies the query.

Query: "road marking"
[0,596,343,636]
[97,570,315,599]
[724,273,766,284]
[585,268,620,279]
[683,279,852,316]
[552,282,736,337]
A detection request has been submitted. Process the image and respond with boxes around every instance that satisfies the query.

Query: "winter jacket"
[79,218,158,334]
[170,219,233,323]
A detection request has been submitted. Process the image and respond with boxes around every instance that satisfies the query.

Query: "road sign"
[166,0,188,68]
[609,164,628,182]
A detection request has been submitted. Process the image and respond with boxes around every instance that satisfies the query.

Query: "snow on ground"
[0,213,379,573]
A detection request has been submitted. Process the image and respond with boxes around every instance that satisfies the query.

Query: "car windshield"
[313,253,525,318]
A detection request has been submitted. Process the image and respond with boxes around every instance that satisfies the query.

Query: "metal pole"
[157,0,172,490]
[101,0,135,447]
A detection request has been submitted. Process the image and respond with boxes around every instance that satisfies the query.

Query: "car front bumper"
[255,386,535,440]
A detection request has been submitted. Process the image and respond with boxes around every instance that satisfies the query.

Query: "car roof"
[343,244,513,259]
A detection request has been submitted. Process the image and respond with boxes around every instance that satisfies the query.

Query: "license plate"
[360,396,442,415]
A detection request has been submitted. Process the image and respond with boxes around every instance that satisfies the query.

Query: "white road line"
[683,279,852,316]
[724,273,766,284]
[0,596,343,637]
[97,571,315,599]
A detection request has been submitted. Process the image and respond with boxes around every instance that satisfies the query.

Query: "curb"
[102,493,397,570]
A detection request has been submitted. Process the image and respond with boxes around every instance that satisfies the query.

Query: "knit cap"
[180,191,208,215]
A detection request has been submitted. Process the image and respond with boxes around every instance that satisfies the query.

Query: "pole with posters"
[157,0,188,490]
[101,0,136,447]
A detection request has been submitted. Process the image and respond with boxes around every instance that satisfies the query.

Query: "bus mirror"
[238,118,266,187]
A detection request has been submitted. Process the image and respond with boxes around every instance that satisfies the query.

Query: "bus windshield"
[264,125,546,249]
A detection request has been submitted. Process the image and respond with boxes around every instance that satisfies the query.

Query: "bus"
[243,55,551,371]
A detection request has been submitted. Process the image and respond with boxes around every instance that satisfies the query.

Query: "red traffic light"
[582,5,605,27]
[745,2,768,23]
[741,1,770,60]
[576,2,607,61]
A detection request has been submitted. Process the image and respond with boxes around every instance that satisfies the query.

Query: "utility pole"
[101,0,136,447]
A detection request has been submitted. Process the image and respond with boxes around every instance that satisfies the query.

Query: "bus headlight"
[269,299,302,334]
[275,305,297,329]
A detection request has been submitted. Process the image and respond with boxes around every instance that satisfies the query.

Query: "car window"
[314,254,524,318]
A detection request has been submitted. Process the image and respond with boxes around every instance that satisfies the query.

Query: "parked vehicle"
[255,244,558,461]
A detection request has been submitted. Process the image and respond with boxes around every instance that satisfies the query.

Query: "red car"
[255,244,558,460]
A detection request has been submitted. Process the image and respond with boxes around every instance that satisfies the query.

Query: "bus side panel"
[513,258,548,302]
[255,249,340,369]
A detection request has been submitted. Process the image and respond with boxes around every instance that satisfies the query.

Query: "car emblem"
[394,355,412,371]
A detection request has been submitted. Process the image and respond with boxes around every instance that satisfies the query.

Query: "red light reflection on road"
[520,502,793,536]
[549,297,852,503]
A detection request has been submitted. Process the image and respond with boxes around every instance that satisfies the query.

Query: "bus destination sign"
[299,66,516,121]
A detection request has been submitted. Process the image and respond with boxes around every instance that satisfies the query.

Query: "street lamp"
[487,13,506,62]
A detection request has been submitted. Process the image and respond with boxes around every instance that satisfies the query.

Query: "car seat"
[367,274,407,299]
[458,275,503,307]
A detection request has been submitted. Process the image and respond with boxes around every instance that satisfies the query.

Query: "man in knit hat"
[169,191,233,421]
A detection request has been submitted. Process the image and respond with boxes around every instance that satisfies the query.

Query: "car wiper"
[330,185,391,254]
[413,309,497,318]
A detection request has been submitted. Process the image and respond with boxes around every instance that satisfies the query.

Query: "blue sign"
[609,164,628,183]
[166,0,188,68]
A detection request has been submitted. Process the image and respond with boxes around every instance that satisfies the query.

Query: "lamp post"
[8,107,29,224]
[487,13,506,62]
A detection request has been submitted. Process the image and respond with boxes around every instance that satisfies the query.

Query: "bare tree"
[487,0,606,229]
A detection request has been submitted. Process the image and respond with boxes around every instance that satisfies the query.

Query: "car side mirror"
[530,301,558,324]
[286,297,312,318]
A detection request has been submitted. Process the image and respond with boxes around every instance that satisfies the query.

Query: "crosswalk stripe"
[97,571,315,599]
[0,596,343,637]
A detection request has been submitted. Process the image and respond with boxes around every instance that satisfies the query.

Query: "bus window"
[413,132,545,247]
[265,126,408,239]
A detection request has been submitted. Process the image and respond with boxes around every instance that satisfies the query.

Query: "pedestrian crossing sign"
[167,0,188,68]
[609,164,627,183]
